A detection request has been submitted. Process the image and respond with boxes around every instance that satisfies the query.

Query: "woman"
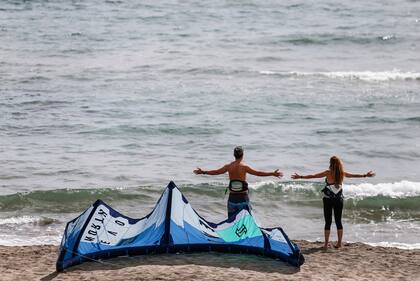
[292,156,375,250]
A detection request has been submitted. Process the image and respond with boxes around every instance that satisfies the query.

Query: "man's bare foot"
[333,243,342,249]
[323,243,331,250]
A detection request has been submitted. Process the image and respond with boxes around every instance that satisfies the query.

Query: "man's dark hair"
[233,146,244,159]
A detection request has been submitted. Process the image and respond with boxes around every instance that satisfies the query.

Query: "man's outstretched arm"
[246,166,283,178]
[194,165,229,175]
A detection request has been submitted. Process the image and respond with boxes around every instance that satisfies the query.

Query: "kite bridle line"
[59,246,121,269]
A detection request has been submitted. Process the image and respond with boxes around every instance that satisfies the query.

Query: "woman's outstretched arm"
[344,171,375,178]
[291,170,329,179]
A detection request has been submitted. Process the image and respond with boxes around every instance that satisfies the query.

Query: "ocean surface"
[1,0,420,249]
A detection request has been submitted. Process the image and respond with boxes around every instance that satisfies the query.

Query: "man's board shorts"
[227,180,251,217]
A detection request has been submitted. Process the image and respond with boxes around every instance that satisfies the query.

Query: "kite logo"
[81,206,128,245]
[235,224,247,237]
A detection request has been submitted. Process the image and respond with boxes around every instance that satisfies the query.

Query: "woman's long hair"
[329,156,344,185]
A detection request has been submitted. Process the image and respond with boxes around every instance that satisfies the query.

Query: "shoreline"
[1,240,419,281]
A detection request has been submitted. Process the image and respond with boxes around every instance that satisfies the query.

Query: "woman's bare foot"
[323,242,331,250]
[333,243,342,249]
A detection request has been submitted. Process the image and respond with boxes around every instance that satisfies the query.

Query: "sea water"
[0,0,419,248]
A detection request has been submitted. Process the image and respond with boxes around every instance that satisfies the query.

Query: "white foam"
[0,216,43,225]
[366,241,420,250]
[258,70,276,75]
[319,71,420,82]
[345,181,420,199]
[249,180,277,190]
[309,239,420,250]
[249,180,317,192]
[0,234,61,246]
[259,70,420,82]
[250,180,420,199]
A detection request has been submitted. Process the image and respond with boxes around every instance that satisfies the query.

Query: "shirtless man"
[194,146,282,217]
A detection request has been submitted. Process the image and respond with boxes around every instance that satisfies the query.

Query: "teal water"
[0,0,419,247]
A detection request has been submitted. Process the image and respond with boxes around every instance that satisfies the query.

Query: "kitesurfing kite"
[56,181,304,271]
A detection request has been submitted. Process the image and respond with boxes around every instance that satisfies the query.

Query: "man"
[194,146,282,217]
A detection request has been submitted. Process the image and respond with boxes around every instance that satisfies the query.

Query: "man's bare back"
[227,160,248,181]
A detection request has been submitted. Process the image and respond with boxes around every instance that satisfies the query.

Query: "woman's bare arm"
[194,165,229,175]
[344,171,375,178]
[291,170,329,179]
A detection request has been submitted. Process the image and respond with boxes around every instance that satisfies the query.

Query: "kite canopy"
[56,181,304,271]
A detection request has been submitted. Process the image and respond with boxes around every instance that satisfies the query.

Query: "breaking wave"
[1,181,419,213]
[0,188,154,213]
[0,216,58,226]
[250,180,420,198]
[259,70,420,82]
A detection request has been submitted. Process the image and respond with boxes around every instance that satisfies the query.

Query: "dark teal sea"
[0,0,419,248]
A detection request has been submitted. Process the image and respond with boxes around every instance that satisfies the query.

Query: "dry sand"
[1,241,419,281]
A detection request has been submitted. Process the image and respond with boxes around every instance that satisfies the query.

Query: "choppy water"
[1,0,420,248]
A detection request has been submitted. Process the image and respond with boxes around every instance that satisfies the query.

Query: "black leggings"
[323,197,343,230]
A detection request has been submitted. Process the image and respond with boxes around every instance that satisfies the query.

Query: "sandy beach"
[2,1,420,281]
[1,241,419,281]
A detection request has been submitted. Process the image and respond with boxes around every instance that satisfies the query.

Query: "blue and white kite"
[56,181,304,271]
